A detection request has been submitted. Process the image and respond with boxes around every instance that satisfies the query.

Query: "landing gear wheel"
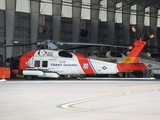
[26,75,34,80]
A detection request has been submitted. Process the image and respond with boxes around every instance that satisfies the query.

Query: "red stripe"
[19,50,37,70]
[75,53,95,74]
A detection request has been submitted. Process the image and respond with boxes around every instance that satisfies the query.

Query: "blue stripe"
[88,58,97,74]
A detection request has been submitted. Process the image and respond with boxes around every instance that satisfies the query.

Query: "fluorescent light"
[13,40,19,44]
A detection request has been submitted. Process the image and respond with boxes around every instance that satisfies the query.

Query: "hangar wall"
[0,10,160,60]
[0,0,160,62]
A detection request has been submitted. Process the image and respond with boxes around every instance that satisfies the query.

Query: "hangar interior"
[0,0,160,62]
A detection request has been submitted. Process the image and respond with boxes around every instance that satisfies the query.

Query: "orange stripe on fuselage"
[75,53,96,74]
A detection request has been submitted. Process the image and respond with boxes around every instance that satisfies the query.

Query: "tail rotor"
[128,26,156,58]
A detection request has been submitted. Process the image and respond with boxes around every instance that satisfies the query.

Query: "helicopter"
[5,26,156,79]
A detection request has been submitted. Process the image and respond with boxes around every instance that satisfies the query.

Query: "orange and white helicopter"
[10,26,155,79]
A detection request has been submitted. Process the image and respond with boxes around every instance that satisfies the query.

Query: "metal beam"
[107,0,116,22]
[122,0,131,44]
[136,1,145,38]
[52,0,62,42]
[90,0,99,44]
[5,0,16,58]
[52,0,62,16]
[30,0,40,13]
[107,0,116,44]
[72,0,82,42]
[91,0,100,20]
[6,0,16,10]
[150,5,158,47]
[72,0,81,18]
[30,0,40,50]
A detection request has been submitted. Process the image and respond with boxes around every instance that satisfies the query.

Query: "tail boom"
[117,63,148,72]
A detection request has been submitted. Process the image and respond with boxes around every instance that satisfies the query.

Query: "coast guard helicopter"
[10,26,155,79]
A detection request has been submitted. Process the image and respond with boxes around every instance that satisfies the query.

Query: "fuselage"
[19,49,119,77]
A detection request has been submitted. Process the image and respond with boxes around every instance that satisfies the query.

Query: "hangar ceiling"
[29,0,160,15]
[2,0,160,22]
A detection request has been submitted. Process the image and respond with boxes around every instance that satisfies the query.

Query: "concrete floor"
[0,79,160,120]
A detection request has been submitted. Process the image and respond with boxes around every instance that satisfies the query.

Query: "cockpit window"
[58,51,72,58]
[34,60,40,67]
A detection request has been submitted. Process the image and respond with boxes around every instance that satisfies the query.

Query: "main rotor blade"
[1,42,37,47]
[57,42,128,48]
[64,45,93,50]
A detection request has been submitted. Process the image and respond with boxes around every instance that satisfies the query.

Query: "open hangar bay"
[0,0,160,79]
[0,0,160,119]
[0,79,160,120]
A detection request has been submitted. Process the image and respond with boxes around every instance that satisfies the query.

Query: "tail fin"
[122,39,146,63]
[122,26,156,63]
[117,39,149,72]
[117,26,156,72]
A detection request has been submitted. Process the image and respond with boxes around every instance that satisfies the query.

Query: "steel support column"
[5,0,16,58]
[30,0,40,50]
[52,0,62,42]
[150,5,158,47]
[107,0,116,44]
[72,0,82,42]
[90,0,99,43]
[0,11,5,61]
[122,1,131,44]
[137,2,145,38]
